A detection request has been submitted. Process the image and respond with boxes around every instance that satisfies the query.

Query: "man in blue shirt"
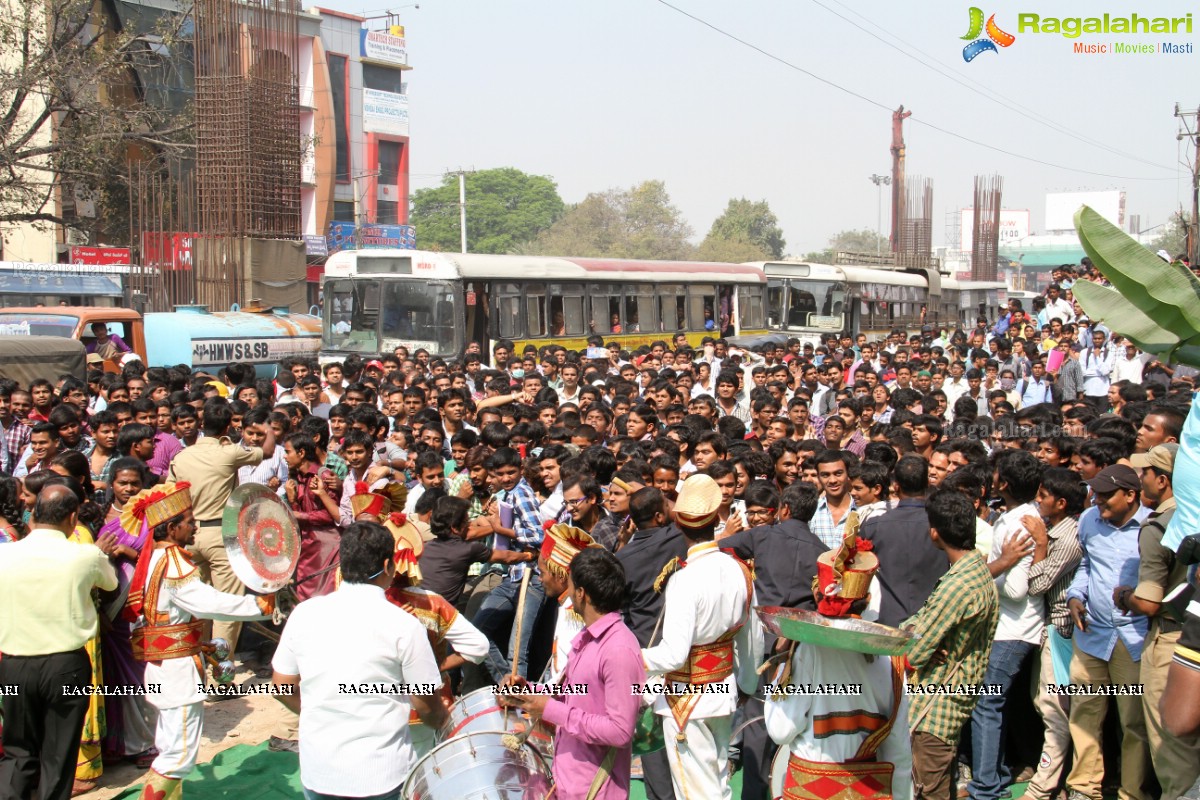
[1064,465,1151,800]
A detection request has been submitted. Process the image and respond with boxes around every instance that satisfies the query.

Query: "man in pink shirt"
[501,547,645,800]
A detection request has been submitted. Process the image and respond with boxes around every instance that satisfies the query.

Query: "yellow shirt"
[0,529,118,655]
[168,437,263,522]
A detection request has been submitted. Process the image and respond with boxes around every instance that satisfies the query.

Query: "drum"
[402,731,553,800]
[439,687,555,760]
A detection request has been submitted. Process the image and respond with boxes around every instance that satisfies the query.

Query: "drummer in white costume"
[641,475,762,800]
[124,482,277,800]
[763,520,913,800]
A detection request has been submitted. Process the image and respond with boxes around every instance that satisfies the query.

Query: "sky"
[324,0,1198,254]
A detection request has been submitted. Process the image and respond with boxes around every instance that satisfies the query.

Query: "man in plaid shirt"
[2,388,32,475]
[472,446,545,681]
[905,489,1000,800]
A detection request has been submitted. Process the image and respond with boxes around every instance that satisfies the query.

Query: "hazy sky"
[326,0,1198,253]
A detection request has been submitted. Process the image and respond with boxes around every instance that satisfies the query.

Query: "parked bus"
[749,261,1005,344]
[320,250,769,360]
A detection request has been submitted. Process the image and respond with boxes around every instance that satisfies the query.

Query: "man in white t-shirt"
[271,522,447,800]
[965,449,1044,800]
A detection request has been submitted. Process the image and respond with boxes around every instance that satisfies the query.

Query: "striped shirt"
[1026,516,1082,640]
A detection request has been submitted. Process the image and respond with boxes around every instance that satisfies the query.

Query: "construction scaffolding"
[898,176,934,259]
[192,0,302,309]
[971,174,1004,282]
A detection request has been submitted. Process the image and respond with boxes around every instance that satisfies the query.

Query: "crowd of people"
[1,258,1199,800]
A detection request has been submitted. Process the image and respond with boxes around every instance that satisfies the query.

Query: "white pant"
[663,713,733,800]
[151,703,205,779]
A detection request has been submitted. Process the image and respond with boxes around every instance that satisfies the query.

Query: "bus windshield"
[765,279,846,330]
[323,278,460,357]
[0,313,78,338]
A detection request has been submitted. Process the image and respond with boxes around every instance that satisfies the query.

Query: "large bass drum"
[402,731,553,800]
[438,687,554,761]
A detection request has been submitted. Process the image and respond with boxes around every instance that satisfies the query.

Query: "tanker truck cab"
[0,307,146,374]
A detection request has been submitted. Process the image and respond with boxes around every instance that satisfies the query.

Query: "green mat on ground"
[113,742,301,799]
[111,743,1034,800]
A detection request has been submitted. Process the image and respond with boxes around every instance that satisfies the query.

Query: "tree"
[0,0,191,242]
[522,180,694,259]
[802,228,889,263]
[408,168,564,254]
[698,197,784,261]
[1147,211,1190,259]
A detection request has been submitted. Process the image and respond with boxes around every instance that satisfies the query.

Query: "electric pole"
[446,168,473,253]
[1175,104,1200,267]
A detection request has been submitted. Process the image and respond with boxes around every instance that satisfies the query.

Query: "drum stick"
[248,621,281,643]
[511,567,532,680]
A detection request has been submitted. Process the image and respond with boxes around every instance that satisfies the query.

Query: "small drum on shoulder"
[403,731,553,800]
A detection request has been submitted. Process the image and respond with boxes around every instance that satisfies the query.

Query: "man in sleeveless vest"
[642,474,763,800]
[763,518,913,800]
[124,482,276,800]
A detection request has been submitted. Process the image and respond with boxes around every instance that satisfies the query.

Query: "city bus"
[320,250,769,360]
[750,261,1005,344]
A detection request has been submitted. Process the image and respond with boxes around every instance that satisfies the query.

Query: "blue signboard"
[326,221,415,254]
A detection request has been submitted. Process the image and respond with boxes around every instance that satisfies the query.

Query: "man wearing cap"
[1064,464,1151,800]
[763,523,912,800]
[642,474,762,800]
[1109,444,1199,799]
[537,523,601,684]
[124,482,277,800]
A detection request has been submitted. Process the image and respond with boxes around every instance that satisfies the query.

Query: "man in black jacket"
[616,487,687,800]
[720,480,827,800]
[860,455,949,626]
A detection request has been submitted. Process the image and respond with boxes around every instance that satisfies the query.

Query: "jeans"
[303,786,401,800]
[472,572,546,681]
[967,639,1036,800]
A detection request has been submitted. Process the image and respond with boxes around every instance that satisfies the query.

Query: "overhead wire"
[650,0,1177,182]
[806,0,1177,173]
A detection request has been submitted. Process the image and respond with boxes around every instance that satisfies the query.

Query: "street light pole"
[869,174,891,256]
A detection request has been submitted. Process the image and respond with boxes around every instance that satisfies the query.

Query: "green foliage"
[521,180,694,260]
[1073,205,1200,367]
[1147,211,1190,258]
[409,168,564,254]
[699,197,785,261]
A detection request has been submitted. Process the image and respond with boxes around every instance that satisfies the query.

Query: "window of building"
[328,54,350,183]
[333,201,355,222]
[378,140,402,185]
[377,201,399,224]
[363,63,404,94]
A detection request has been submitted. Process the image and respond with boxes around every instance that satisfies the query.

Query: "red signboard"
[141,232,196,271]
[70,246,131,266]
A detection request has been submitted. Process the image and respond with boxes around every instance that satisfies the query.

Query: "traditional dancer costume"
[539,524,600,684]
[642,475,762,800]
[763,520,913,800]
[359,486,488,759]
[125,483,275,800]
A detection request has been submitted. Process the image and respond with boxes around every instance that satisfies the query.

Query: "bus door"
[464,281,489,352]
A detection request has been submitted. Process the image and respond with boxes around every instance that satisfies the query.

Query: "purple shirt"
[541,612,646,800]
[148,432,183,477]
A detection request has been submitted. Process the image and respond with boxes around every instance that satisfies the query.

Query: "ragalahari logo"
[961,7,1016,61]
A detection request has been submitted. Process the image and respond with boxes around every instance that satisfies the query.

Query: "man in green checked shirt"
[903,489,1000,800]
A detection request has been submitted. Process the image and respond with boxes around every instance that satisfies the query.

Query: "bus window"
[527,284,547,337]
[625,286,656,333]
[550,283,585,336]
[495,282,522,338]
[657,285,685,333]
[325,278,380,352]
[765,281,784,328]
[687,285,716,332]
[738,285,764,330]
[588,284,621,334]
[787,286,817,327]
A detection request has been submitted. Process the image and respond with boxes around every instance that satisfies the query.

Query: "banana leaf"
[1072,280,1179,355]
[1075,206,1200,336]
